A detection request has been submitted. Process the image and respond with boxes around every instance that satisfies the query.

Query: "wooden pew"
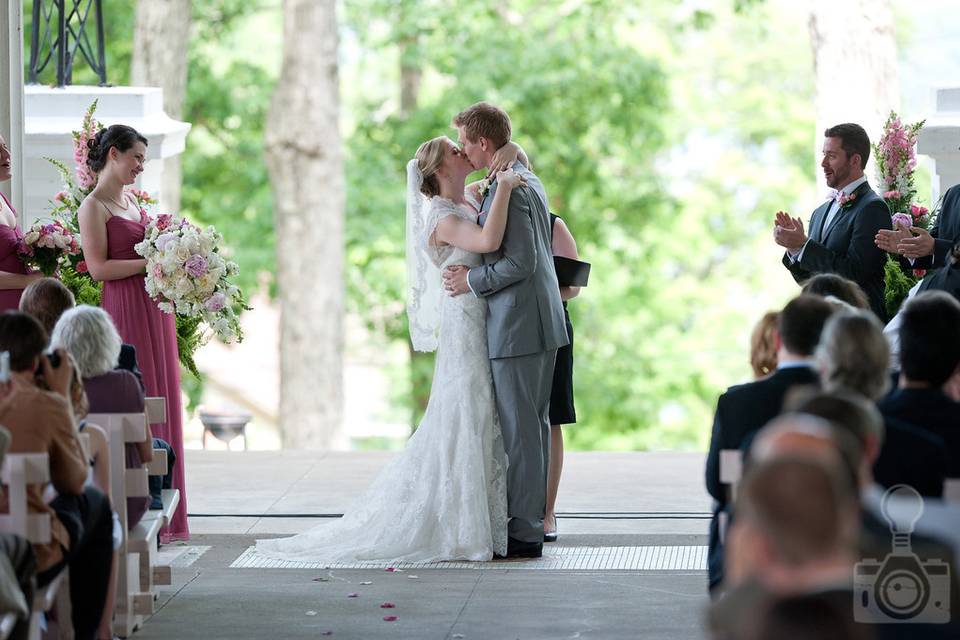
[85,413,154,638]
[717,449,742,544]
[0,452,72,640]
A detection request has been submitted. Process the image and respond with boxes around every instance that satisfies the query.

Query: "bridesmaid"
[0,134,41,310]
[545,213,581,543]
[77,125,189,541]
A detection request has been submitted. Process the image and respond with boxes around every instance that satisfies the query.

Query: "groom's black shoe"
[497,537,542,559]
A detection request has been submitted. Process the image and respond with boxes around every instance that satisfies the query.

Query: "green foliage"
[884,255,916,319]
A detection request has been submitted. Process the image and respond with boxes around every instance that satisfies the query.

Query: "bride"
[256,136,526,562]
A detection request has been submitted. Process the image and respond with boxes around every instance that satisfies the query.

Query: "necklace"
[100,191,129,210]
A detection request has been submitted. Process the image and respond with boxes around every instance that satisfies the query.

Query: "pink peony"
[76,260,88,273]
[204,292,226,312]
[151,263,164,280]
[184,254,208,278]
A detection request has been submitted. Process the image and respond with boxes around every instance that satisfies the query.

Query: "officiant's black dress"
[549,214,577,425]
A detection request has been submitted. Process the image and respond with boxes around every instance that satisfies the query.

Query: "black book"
[554,256,590,287]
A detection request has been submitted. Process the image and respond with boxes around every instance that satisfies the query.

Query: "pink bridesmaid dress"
[0,192,29,312]
[100,205,189,541]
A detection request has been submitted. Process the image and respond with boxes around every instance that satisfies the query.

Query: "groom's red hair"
[453,102,511,149]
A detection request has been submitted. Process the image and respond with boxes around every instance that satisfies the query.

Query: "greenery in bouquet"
[873,111,932,318]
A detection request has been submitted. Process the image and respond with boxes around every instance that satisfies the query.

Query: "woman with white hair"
[51,305,153,527]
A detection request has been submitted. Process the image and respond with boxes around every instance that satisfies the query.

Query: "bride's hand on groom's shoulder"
[497,169,526,190]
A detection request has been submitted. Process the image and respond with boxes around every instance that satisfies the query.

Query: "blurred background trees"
[25,0,954,451]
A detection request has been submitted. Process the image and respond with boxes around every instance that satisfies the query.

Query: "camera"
[34,350,62,377]
[854,552,951,624]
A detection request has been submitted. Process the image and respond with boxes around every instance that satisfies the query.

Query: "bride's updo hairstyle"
[86,124,148,173]
[414,136,448,199]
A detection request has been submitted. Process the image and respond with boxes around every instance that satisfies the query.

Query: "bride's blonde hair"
[415,137,448,198]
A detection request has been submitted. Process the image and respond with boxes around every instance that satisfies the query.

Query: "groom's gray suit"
[469,161,569,544]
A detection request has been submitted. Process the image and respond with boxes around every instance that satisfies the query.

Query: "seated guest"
[50,305,153,528]
[710,430,862,640]
[801,273,870,310]
[733,413,959,639]
[744,592,875,640]
[784,393,960,637]
[816,310,948,495]
[704,295,834,592]
[20,277,143,388]
[0,312,112,640]
[749,311,779,379]
[0,426,35,640]
[878,291,960,477]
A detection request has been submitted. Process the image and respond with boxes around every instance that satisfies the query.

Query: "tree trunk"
[809,0,899,191]
[266,0,345,450]
[131,0,191,214]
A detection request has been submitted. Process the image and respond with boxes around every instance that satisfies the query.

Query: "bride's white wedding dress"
[256,198,508,562]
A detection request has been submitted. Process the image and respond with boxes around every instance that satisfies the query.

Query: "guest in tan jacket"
[0,311,112,640]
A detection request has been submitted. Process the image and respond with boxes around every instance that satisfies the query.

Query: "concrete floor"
[133,451,713,639]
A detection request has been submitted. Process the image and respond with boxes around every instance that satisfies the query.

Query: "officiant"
[545,212,587,543]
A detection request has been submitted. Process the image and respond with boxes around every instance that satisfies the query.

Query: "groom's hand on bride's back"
[443,265,470,297]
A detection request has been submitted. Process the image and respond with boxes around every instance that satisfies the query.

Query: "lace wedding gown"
[257,198,508,562]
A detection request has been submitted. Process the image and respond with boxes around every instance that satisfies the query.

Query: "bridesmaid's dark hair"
[86,124,148,173]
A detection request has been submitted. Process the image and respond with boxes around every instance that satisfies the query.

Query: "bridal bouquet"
[16,219,81,276]
[135,214,245,346]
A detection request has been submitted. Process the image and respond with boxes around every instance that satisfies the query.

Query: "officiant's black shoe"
[543,529,557,543]
[505,537,543,558]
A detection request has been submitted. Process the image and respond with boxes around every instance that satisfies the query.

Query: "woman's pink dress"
[0,192,29,312]
[101,209,189,541]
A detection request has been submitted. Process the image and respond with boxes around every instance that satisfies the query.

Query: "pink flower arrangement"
[874,111,925,221]
[16,219,81,276]
[910,204,928,220]
[72,101,102,191]
[883,190,901,200]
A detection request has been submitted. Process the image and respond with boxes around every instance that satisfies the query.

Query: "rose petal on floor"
[382,615,398,622]
[321,632,333,636]
[384,567,396,572]
[379,602,396,609]
[347,592,359,598]
[305,611,317,616]
[359,581,372,585]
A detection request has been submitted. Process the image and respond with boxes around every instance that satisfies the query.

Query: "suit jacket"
[705,365,819,589]
[901,184,960,299]
[783,181,891,319]
[879,387,960,478]
[873,414,948,496]
[468,162,568,359]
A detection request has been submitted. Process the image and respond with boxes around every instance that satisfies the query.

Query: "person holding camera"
[0,312,113,640]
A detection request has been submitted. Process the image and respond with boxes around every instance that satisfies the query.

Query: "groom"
[443,102,569,558]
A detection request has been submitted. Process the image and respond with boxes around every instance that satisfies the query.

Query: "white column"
[23,86,191,227]
[0,1,25,219]
[917,86,960,203]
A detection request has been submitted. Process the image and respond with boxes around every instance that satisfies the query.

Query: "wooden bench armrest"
[145,448,168,476]
[145,397,167,425]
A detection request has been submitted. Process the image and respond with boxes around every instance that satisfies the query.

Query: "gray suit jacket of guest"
[468,162,569,359]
